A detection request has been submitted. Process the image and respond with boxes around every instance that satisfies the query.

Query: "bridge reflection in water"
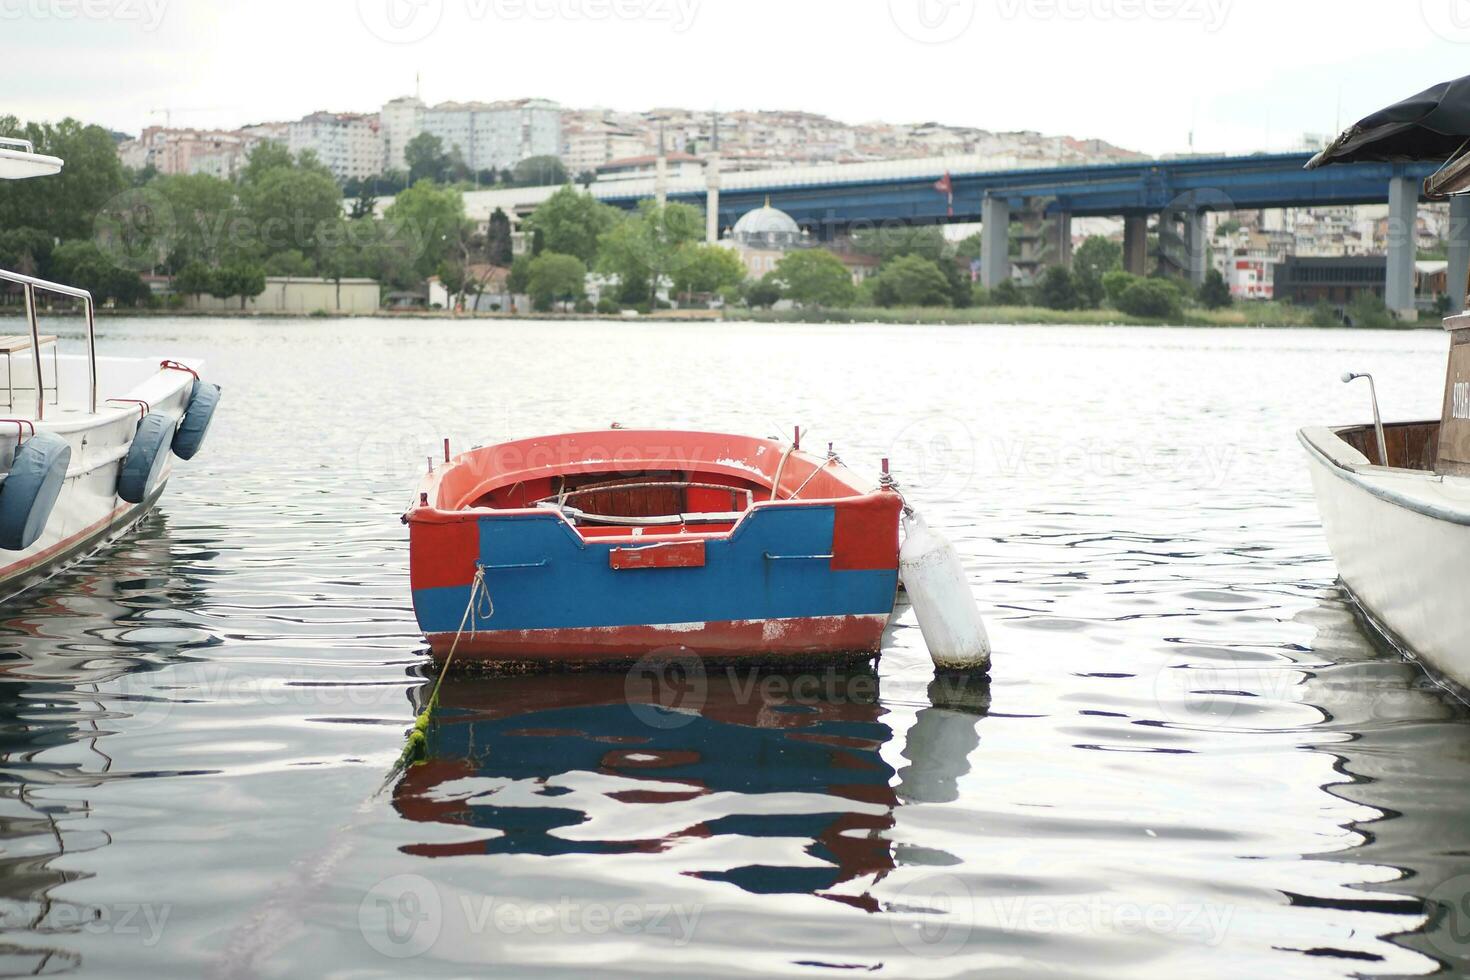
[391,666,989,911]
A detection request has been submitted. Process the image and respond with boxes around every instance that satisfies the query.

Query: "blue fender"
[0,432,72,551]
[173,380,220,461]
[118,413,175,505]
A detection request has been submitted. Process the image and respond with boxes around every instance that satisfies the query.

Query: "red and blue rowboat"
[406,430,902,667]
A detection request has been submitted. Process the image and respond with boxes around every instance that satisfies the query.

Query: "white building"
[379,96,425,173]
[421,99,562,174]
[288,112,383,181]
[562,122,647,176]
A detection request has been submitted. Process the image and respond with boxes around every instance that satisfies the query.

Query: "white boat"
[0,137,219,600]
[1300,386,1470,691]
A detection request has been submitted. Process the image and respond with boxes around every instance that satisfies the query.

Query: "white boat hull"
[0,356,197,601]
[1301,425,1470,692]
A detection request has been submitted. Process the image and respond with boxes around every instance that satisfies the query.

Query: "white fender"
[899,511,991,671]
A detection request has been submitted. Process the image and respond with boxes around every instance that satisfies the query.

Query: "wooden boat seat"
[0,334,57,353]
[536,501,748,527]
[536,480,755,526]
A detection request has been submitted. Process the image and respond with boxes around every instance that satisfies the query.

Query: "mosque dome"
[733,201,800,238]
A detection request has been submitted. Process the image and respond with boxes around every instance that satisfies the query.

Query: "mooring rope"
[383,565,492,785]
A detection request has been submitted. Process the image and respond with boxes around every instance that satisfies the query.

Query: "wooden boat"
[0,138,220,601]
[405,429,904,667]
[1299,75,1470,694]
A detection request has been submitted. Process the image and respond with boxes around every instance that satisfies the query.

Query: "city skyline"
[9,0,1470,159]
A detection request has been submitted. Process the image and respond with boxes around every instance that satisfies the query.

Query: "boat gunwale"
[1298,423,1470,528]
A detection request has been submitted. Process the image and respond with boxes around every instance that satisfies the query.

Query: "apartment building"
[420,99,562,173]
[288,112,383,181]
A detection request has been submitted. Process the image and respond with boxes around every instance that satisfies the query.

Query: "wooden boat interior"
[1336,421,1439,470]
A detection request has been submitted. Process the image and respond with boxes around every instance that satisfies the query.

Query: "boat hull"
[409,458,903,667]
[0,357,197,604]
[1301,425,1470,692]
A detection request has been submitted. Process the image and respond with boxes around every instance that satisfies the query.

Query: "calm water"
[0,317,1467,978]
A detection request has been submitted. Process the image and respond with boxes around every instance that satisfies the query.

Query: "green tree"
[596,200,704,303]
[211,261,267,310]
[527,252,587,311]
[239,142,295,185]
[487,207,514,267]
[174,260,217,300]
[0,227,54,277]
[264,249,314,277]
[1102,269,1137,307]
[1036,266,1082,310]
[508,253,534,295]
[237,165,343,269]
[49,240,149,307]
[775,249,856,308]
[152,173,238,270]
[1116,278,1183,319]
[525,186,620,265]
[852,226,949,264]
[671,244,747,301]
[0,117,126,242]
[869,254,952,307]
[383,180,469,280]
[991,278,1026,306]
[744,273,783,308]
[1346,292,1394,328]
[405,133,450,185]
[1073,235,1122,308]
[1198,268,1232,309]
[511,155,569,188]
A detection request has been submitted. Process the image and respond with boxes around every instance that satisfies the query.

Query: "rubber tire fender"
[172,380,221,461]
[0,431,72,551]
[117,413,175,505]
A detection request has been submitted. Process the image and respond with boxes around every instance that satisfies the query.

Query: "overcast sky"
[7,0,1470,157]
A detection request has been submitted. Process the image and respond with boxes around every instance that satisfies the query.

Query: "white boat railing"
[0,268,98,418]
[0,137,37,154]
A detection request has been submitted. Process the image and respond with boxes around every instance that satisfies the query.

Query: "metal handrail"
[0,268,98,417]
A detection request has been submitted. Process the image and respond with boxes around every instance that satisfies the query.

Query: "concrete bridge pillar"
[1123,214,1149,275]
[1184,211,1209,286]
[981,196,1011,289]
[1448,194,1470,316]
[1053,212,1073,268]
[1386,176,1419,322]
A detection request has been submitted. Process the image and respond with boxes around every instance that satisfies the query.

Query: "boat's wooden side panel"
[1438,323,1470,476]
[409,492,902,664]
[1306,441,1470,689]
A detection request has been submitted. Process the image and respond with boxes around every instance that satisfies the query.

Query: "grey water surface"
[0,317,1467,978]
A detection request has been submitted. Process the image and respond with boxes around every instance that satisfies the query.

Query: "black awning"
[1307,74,1470,170]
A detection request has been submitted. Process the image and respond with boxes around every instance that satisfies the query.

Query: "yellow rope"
[385,566,491,784]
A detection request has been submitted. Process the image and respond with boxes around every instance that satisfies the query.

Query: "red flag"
[934,171,954,217]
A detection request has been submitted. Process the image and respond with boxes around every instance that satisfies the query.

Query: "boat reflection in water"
[392,660,990,910]
[0,515,212,976]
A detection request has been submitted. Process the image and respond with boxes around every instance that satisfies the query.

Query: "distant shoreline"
[43,306,1441,329]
